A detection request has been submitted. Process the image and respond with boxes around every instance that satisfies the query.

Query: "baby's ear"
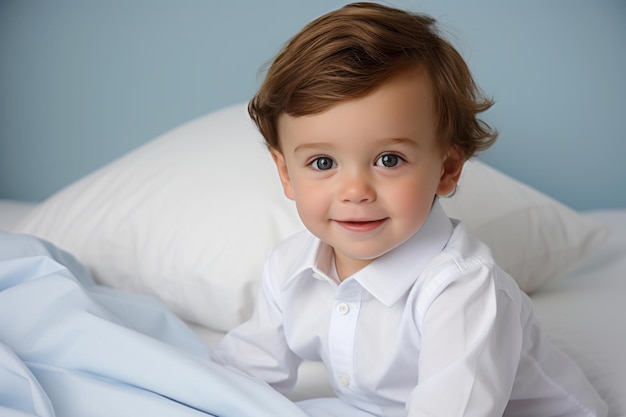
[270,148,295,200]
[437,146,464,197]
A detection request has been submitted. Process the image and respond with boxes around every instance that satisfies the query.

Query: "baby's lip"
[338,218,383,223]
[334,218,387,232]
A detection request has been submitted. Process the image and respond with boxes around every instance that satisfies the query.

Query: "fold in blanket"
[0,231,311,417]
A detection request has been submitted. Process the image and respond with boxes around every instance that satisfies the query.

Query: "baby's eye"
[310,156,336,171]
[376,154,403,168]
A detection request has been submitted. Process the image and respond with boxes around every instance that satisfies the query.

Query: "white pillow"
[15,103,607,331]
[15,104,305,332]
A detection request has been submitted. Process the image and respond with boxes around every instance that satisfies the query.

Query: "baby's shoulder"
[263,230,318,279]
[418,221,524,302]
[427,220,497,272]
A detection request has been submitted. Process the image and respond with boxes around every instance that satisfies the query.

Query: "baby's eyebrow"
[293,142,334,154]
[381,137,418,147]
[292,136,419,155]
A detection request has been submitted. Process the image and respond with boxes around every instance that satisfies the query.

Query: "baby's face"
[272,68,462,279]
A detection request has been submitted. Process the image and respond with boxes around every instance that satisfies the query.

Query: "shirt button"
[337,374,351,387]
[336,302,350,315]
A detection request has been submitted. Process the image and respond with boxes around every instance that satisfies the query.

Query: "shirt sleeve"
[211,256,302,394]
[408,263,523,417]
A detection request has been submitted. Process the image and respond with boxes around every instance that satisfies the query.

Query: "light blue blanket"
[0,231,313,417]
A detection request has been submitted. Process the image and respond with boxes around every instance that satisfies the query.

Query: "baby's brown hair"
[248,2,497,159]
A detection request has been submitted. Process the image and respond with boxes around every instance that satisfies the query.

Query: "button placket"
[328,281,361,393]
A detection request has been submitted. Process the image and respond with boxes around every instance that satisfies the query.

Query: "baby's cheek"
[294,192,326,224]
[387,186,433,223]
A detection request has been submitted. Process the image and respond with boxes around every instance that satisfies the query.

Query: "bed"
[0,102,624,416]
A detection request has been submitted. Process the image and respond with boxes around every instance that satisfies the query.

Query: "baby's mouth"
[335,218,387,232]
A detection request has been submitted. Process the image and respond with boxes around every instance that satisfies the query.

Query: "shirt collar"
[354,200,453,306]
[286,200,453,306]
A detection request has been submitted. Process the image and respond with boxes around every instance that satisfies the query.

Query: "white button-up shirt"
[212,202,607,417]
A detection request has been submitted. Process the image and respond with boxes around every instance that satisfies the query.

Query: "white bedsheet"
[532,210,626,417]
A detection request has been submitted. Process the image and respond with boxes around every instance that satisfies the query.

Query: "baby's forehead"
[276,70,442,151]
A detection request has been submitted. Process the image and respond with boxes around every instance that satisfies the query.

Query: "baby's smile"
[333,218,388,233]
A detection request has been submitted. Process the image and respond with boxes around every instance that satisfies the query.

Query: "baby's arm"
[211,258,302,394]
[408,264,522,416]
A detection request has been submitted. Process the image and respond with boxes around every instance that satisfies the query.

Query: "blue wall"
[1,1,625,209]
